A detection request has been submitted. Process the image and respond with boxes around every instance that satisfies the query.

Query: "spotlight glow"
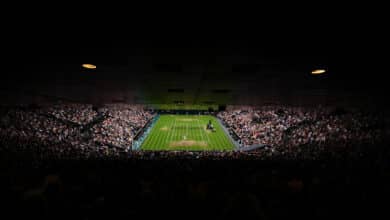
[82,64,96,69]
[311,69,326,75]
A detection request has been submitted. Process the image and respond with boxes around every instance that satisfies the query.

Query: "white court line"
[196,116,209,144]
[185,118,188,138]
[168,116,177,145]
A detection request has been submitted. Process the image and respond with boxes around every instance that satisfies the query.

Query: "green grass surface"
[140,115,235,151]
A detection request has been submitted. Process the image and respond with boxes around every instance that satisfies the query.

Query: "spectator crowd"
[0,104,388,160]
[0,104,154,159]
[217,106,386,159]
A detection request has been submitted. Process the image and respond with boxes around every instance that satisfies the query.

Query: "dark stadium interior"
[1,33,390,220]
[3,38,388,108]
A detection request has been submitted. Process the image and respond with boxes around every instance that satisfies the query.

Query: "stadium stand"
[0,104,387,160]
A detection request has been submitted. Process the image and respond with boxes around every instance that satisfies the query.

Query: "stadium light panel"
[82,64,97,69]
[311,69,326,75]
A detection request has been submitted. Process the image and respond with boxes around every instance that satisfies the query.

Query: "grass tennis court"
[140,115,235,151]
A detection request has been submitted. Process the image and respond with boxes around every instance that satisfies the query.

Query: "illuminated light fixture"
[311,69,326,75]
[82,64,96,69]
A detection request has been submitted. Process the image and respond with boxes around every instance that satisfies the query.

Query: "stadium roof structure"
[1,36,387,109]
